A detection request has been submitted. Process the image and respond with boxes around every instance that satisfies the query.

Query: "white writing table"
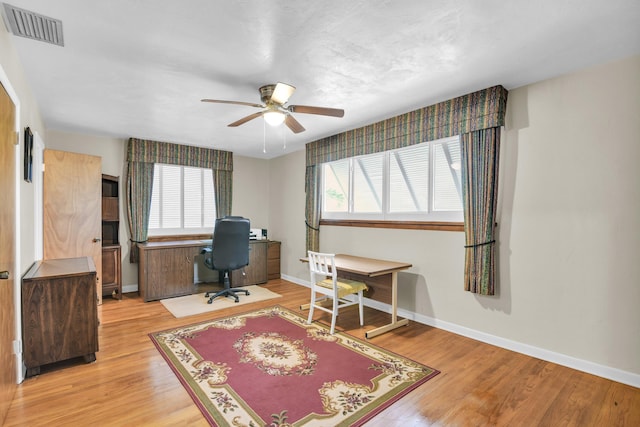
[301,254,412,339]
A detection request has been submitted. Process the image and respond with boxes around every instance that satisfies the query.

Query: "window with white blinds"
[148,164,216,235]
[322,136,462,221]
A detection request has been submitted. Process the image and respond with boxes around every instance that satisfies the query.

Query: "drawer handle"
[0,271,9,280]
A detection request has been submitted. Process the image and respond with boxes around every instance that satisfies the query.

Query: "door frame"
[33,132,44,261]
[0,64,23,383]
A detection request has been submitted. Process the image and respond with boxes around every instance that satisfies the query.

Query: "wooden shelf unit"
[101,174,122,299]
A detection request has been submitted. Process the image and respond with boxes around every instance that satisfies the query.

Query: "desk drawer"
[267,259,280,279]
[267,241,281,279]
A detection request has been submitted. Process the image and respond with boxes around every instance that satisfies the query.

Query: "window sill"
[147,233,212,242]
[319,219,464,232]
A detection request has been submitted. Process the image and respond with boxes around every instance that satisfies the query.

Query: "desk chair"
[306,251,368,334]
[202,216,251,304]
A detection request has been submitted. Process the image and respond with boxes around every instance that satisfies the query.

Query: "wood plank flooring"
[5,279,640,426]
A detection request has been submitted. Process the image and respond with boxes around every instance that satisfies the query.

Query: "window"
[322,136,462,222]
[148,164,216,236]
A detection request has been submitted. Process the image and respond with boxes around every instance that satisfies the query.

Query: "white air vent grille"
[2,3,63,46]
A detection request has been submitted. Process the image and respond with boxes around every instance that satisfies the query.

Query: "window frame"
[147,163,216,237]
[321,135,464,225]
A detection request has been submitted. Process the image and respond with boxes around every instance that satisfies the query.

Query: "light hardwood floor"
[5,279,640,426]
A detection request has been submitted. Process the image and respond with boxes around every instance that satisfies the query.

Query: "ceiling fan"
[201,82,344,134]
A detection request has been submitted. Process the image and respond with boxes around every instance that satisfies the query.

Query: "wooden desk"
[137,240,274,302]
[302,254,412,339]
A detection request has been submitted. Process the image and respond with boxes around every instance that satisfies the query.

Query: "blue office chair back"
[210,216,250,271]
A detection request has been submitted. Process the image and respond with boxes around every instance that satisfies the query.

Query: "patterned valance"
[306,85,508,166]
[127,138,233,171]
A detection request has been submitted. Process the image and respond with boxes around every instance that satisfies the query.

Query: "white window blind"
[432,138,462,211]
[149,164,216,235]
[323,160,349,213]
[353,153,384,213]
[389,144,429,213]
[321,135,462,222]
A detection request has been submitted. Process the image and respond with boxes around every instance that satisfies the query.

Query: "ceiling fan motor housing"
[259,84,277,104]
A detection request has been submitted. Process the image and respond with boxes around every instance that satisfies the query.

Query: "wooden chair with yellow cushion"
[306,251,368,334]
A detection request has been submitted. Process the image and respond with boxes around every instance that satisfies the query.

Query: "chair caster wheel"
[207,300,213,304]
[247,291,250,296]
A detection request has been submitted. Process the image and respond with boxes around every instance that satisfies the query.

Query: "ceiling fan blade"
[288,105,344,117]
[202,99,264,108]
[228,111,264,127]
[284,114,305,134]
[270,82,296,105]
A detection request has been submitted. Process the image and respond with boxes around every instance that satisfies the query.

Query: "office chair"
[202,216,251,303]
[306,251,368,334]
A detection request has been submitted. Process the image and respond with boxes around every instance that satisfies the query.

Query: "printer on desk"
[249,228,267,240]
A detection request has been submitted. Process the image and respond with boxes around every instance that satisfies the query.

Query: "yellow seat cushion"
[318,278,368,299]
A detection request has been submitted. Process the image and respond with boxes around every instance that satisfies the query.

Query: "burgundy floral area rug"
[149,305,439,426]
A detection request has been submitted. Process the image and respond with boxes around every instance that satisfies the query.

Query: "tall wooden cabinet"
[101,174,122,299]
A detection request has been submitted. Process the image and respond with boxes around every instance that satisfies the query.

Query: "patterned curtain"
[461,128,501,295]
[126,138,233,262]
[214,169,232,218]
[305,165,321,252]
[126,138,233,169]
[125,161,154,263]
[304,85,508,254]
[306,85,508,166]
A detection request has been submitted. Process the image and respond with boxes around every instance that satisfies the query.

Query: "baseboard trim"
[281,274,309,288]
[282,274,640,388]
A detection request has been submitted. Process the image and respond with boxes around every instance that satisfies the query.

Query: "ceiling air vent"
[2,3,63,46]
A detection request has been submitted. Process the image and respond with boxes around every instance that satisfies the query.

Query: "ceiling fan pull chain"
[263,118,267,154]
[283,126,287,150]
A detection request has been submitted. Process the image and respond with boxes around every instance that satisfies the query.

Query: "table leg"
[365,272,409,339]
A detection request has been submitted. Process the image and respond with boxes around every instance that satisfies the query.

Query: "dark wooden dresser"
[21,257,99,377]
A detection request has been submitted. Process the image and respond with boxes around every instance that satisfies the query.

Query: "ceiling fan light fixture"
[203,82,342,133]
[263,110,285,126]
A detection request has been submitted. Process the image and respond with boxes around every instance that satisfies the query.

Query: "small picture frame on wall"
[24,126,33,182]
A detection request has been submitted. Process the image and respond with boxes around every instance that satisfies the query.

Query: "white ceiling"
[3,0,640,159]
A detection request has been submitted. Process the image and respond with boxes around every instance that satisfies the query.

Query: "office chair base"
[205,288,250,304]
